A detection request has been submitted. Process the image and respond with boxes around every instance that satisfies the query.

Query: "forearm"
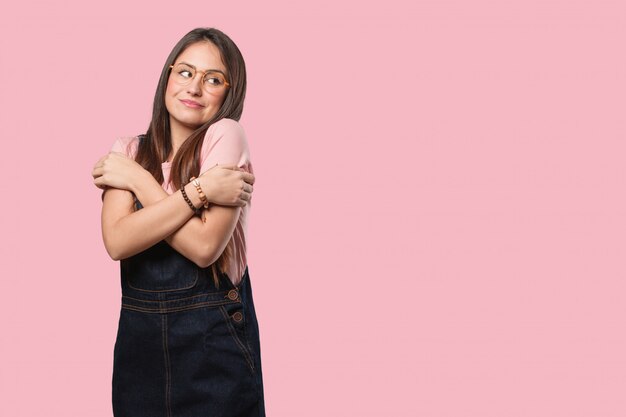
[131,171,188,207]
[130,171,218,266]
[105,184,198,260]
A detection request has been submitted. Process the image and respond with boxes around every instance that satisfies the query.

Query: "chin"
[171,114,203,128]
[182,121,205,131]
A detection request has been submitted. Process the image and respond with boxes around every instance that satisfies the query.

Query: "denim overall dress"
[112,198,266,417]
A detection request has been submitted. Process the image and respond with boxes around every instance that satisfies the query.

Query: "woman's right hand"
[197,164,255,207]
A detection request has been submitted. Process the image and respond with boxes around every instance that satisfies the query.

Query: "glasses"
[169,63,230,92]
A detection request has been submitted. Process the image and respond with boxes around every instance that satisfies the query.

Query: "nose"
[186,74,203,96]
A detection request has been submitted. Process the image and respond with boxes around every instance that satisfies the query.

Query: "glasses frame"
[168,63,231,91]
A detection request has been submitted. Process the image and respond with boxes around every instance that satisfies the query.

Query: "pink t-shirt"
[108,118,253,286]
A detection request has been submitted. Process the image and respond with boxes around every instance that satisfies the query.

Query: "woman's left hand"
[92,152,147,192]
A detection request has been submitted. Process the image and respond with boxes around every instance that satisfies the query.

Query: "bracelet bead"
[189,176,210,209]
[180,184,197,212]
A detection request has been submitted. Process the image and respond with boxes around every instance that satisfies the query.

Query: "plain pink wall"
[1,1,625,416]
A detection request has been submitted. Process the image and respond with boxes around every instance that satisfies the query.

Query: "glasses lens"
[172,63,195,84]
[202,71,228,90]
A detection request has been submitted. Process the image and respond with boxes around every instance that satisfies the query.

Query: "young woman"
[91,28,266,417]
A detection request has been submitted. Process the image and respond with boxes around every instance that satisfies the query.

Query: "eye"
[179,70,193,79]
[203,71,227,87]
[205,77,223,86]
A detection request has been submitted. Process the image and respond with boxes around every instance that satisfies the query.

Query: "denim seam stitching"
[122,300,238,314]
[161,314,172,417]
[122,292,231,303]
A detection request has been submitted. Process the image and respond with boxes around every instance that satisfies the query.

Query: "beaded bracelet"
[180,184,197,212]
[189,176,209,209]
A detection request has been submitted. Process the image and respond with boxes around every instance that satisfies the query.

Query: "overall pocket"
[219,304,256,374]
[122,241,199,292]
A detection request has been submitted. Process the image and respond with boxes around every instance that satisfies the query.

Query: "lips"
[180,99,204,109]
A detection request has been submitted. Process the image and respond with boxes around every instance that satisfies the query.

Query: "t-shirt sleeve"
[110,138,125,154]
[199,119,252,174]
[110,136,138,157]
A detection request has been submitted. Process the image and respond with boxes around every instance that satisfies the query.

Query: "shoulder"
[208,118,246,139]
[199,118,251,169]
[110,135,141,158]
[202,118,248,150]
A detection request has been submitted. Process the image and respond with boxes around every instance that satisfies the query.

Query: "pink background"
[1,1,625,416]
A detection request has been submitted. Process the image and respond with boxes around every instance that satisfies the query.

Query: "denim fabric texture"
[112,199,265,417]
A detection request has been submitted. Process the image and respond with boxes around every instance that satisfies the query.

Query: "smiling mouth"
[180,100,204,109]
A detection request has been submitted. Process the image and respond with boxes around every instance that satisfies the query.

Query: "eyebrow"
[178,61,227,76]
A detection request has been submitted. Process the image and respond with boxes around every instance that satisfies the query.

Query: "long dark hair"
[135,27,247,286]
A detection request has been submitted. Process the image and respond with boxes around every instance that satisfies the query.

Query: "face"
[165,41,229,134]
